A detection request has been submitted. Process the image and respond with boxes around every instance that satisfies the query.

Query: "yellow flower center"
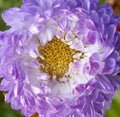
[38,37,78,79]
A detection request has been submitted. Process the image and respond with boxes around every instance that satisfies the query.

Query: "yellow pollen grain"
[38,37,77,79]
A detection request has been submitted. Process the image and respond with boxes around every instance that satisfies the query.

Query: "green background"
[0,0,120,117]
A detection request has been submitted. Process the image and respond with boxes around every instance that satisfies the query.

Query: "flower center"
[38,37,78,79]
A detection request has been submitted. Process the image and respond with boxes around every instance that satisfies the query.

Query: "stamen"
[38,37,78,79]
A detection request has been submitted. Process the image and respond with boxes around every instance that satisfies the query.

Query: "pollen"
[38,37,78,79]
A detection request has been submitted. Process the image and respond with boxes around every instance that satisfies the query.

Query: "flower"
[0,0,120,117]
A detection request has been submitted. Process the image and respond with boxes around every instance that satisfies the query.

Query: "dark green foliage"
[0,0,22,31]
[106,90,120,117]
[99,0,106,5]
[0,92,23,117]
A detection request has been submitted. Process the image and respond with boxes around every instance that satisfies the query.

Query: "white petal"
[31,85,41,94]
[39,32,48,46]
[29,24,39,34]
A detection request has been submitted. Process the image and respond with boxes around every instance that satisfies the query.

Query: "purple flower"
[0,0,120,117]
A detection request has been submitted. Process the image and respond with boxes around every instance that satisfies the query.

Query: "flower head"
[0,0,120,117]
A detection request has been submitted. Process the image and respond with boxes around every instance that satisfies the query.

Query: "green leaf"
[0,0,22,31]
[99,0,106,5]
[0,92,23,117]
[106,90,120,117]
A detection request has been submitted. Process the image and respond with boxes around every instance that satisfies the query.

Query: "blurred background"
[0,0,120,117]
